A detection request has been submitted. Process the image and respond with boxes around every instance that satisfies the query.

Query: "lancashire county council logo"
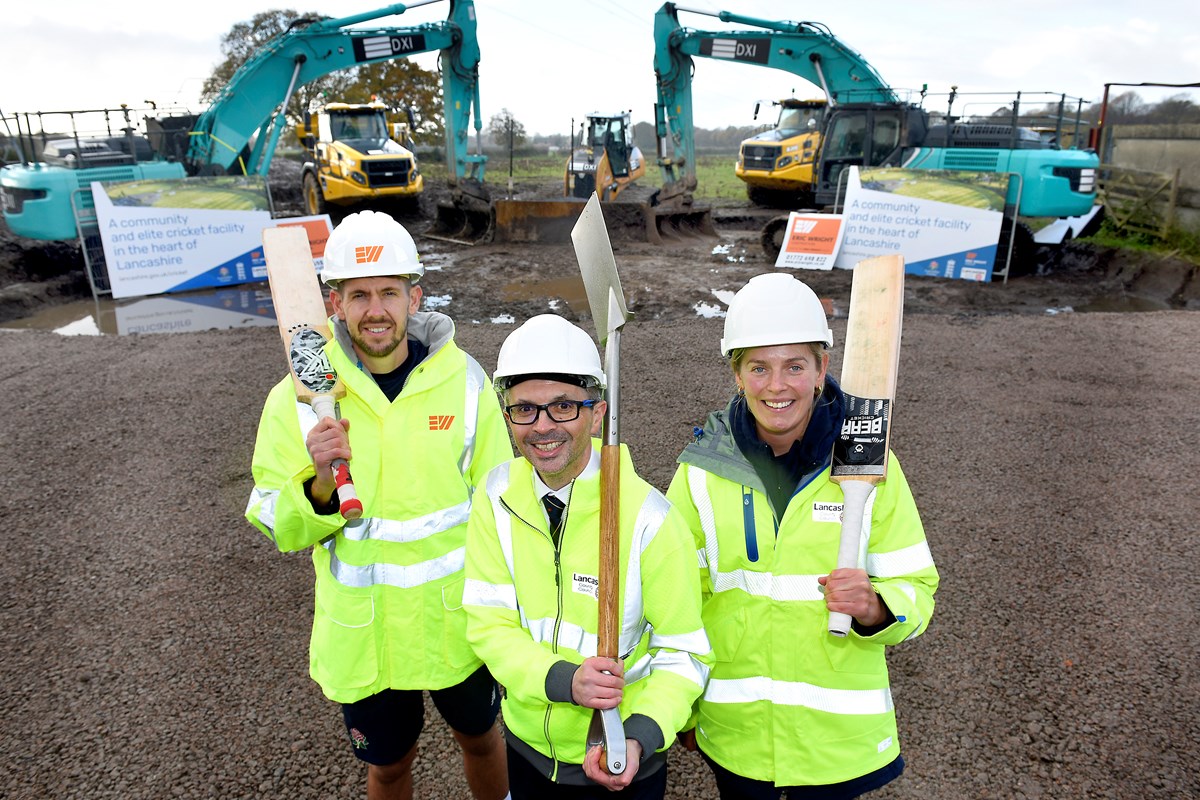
[349,727,369,750]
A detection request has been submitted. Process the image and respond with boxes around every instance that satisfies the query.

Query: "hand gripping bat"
[262,226,363,521]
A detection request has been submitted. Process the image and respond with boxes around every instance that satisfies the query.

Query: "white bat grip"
[310,395,336,421]
[829,480,874,637]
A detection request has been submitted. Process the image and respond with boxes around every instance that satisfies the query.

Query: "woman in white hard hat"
[665,273,939,799]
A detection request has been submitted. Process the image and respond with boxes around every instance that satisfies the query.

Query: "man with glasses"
[463,314,712,799]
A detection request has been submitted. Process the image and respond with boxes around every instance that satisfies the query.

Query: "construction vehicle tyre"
[303,172,327,217]
[761,215,790,261]
[747,186,799,209]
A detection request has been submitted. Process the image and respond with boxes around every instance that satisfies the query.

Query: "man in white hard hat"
[462,314,712,799]
[246,210,513,800]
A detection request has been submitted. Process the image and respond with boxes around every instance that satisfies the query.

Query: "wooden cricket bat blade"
[262,227,362,520]
[828,255,904,636]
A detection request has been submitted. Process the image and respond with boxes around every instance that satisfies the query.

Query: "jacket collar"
[331,310,456,379]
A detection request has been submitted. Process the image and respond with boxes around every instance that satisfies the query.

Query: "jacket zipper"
[545,505,567,779]
[499,495,566,779]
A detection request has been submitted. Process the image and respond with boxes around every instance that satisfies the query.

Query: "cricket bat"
[828,254,904,636]
[262,226,363,521]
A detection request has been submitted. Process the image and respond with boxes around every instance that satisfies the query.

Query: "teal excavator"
[652,3,1100,271]
[1,0,490,244]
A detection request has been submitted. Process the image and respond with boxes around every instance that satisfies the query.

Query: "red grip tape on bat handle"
[311,395,362,521]
[332,458,363,520]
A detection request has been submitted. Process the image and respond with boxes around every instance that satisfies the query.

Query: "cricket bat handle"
[311,395,364,521]
[829,479,874,637]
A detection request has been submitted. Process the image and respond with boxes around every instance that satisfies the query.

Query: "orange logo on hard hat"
[354,246,384,264]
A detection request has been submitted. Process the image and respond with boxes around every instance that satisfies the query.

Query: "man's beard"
[350,320,404,359]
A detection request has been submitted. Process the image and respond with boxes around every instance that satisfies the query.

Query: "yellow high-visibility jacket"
[464,444,713,784]
[666,394,938,788]
[246,312,512,703]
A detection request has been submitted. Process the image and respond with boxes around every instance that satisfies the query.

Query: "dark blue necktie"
[543,494,566,546]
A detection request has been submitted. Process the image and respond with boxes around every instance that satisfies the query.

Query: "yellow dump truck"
[297,100,423,216]
[735,98,825,206]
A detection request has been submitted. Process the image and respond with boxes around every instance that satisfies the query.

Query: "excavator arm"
[188,0,485,189]
[653,2,895,195]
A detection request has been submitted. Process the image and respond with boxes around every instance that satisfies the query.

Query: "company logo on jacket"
[428,415,455,430]
[812,501,844,523]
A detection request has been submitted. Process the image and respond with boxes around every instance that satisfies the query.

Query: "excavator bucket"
[430,202,493,244]
[492,199,587,243]
[427,181,494,244]
[651,206,718,242]
[491,195,716,245]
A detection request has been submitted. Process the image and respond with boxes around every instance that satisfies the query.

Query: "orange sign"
[775,213,846,270]
[277,217,333,262]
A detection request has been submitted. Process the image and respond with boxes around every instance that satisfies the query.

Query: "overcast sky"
[5,0,1199,137]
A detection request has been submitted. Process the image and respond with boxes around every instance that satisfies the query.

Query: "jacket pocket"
[441,576,466,611]
[310,577,379,689]
[440,576,479,671]
[819,629,886,676]
[704,605,747,664]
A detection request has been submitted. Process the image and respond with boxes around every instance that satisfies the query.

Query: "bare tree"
[487,109,527,149]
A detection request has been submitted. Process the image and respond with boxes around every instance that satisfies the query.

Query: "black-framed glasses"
[504,399,598,425]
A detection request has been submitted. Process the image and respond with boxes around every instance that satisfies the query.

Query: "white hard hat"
[720,272,833,357]
[320,209,423,284]
[493,314,607,391]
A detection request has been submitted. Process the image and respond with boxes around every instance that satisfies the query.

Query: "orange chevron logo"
[355,245,384,264]
[428,415,455,431]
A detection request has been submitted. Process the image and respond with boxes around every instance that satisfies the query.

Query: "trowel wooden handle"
[598,443,620,658]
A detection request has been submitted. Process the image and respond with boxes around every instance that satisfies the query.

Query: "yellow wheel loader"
[564,112,646,200]
[492,110,715,244]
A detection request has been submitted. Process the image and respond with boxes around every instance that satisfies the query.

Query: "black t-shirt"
[371,338,429,402]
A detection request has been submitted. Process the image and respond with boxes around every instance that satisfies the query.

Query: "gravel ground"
[2,164,1199,797]
[2,287,1198,798]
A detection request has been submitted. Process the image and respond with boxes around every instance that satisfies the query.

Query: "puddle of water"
[501,276,588,313]
[0,283,281,335]
[1074,295,1174,313]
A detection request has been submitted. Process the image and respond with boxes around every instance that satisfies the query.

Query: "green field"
[859,167,1008,210]
[421,152,747,201]
[104,176,272,210]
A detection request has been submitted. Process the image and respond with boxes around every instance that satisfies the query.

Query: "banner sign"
[774,212,846,270]
[92,176,332,298]
[111,286,279,335]
[836,167,1010,281]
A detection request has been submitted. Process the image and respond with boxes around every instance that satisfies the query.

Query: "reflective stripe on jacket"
[464,443,712,780]
[245,312,513,703]
[666,404,938,787]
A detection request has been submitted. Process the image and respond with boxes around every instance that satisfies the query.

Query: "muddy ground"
[1,164,1198,799]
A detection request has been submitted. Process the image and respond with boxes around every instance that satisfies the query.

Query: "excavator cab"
[813,104,924,206]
